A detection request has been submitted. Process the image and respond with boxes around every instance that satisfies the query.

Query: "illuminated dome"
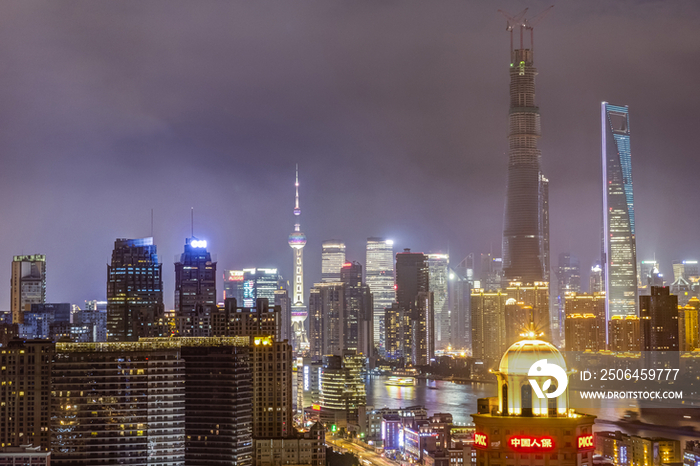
[495,337,570,417]
[498,338,567,375]
[288,231,307,248]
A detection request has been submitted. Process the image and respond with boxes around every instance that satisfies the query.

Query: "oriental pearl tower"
[288,165,309,352]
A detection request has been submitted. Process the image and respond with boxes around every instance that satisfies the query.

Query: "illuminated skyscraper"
[106,237,164,342]
[365,237,395,354]
[554,253,580,344]
[426,254,449,349]
[589,262,603,294]
[602,102,638,319]
[11,254,46,324]
[223,268,282,307]
[321,240,346,282]
[396,250,433,365]
[175,238,216,315]
[288,165,308,352]
[501,15,548,285]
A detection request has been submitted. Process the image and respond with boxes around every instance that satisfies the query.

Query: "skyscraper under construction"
[501,9,550,285]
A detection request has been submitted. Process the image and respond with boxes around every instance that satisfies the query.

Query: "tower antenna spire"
[294,163,300,214]
[191,207,194,237]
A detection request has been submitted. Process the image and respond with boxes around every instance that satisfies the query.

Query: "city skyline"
[0,2,697,311]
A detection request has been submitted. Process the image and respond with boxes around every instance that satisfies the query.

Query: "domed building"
[472,334,596,465]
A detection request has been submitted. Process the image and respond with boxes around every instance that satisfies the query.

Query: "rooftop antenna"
[151,209,154,238]
[191,207,194,237]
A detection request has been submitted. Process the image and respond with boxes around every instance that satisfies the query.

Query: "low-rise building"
[254,423,325,466]
[596,431,681,466]
[0,445,50,465]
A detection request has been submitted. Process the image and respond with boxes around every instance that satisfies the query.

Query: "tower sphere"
[288,231,307,249]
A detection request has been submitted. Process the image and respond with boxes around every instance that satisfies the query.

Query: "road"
[326,434,401,466]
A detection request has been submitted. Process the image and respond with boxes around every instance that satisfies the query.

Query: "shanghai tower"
[501,9,550,285]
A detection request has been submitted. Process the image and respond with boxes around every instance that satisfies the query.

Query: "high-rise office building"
[175,237,217,316]
[223,268,283,307]
[564,292,605,350]
[252,337,293,439]
[106,237,164,342]
[274,288,292,344]
[501,17,548,285]
[638,260,659,289]
[426,254,449,349]
[0,340,54,450]
[678,299,699,352]
[11,255,46,324]
[479,253,503,292]
[288,166,308,352]
[212,298,281,340]
[365,237,395,354]
[308,282,344,358]
[673,260,699,282]
[309,264,373,360]
[540,175,550,284]
[180,343,252,466]
[448,264,471,351]
[74,300,107,342]
[554,253,580,344]
[565,314,605,352]
[589,263,603,294]
[602,102,638,319]
[51,340,186,465]
[608,315,641,352]
[321,240,346,283]
[383,303,401,360]
[470,289,506,364]
[340,262,373,357]
[395,250,434,366]
[564,292,605,320]
[319,353,366,427]
[639,286,679,352]
[505,281,550,339]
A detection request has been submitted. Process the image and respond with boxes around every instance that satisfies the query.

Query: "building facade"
[0,340,54,450]
[602,102,638,319]
[639,286,679,352]
[396,250,434,366]
[174,237,217,316]
[10,255,46,325]
[501,20,548,285]
[366,237,395,355]
[321,240,346,283]
[427,254,450,350]
[106,237,164,342]
[223,269,283,308]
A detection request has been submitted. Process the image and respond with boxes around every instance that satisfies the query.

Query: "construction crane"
[498,5,553,52]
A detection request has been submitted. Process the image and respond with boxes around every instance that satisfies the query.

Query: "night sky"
[0,1,698,310]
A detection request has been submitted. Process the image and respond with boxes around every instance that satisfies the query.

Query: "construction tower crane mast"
[498,5,553,53]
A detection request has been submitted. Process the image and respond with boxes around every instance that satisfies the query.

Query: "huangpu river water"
[365,375,700,443]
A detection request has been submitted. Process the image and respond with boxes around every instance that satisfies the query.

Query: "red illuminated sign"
[507,436,555,452]
[577,434,594,451]
[312,404,321,411]
[474,433,488,449]
[227,271,244,282]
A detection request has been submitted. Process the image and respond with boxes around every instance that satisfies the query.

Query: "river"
[365,375,700,442]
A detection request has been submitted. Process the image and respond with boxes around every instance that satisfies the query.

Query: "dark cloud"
[0,0,697,308]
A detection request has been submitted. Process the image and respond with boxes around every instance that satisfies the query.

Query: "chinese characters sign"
[507,436,555,452]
